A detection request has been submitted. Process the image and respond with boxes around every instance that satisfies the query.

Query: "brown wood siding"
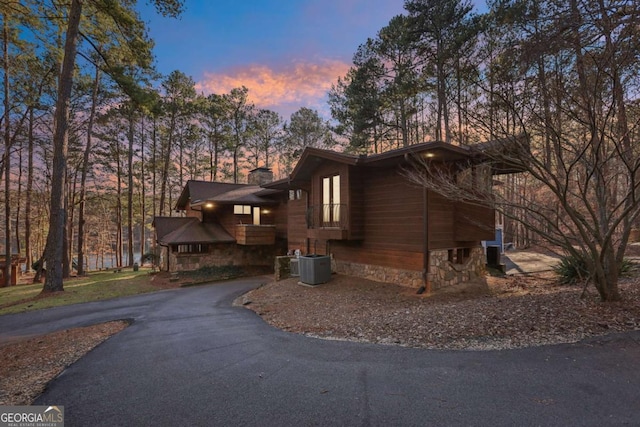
[236,225,276,245]
[454,202,495,241]
[287,197,308,252]
[272,198,288,239]
[361,168,424,251]
[331,241,423,271]
[217,207,243,238]
[428,192,455,248]
[286,157,495,271]
[326,165,494,271]
[323,167,425,271]
[185,203,202,219]
[349,165,365,239]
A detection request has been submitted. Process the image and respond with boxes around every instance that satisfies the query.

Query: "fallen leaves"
[243,273,640,351]
[0,321,129,405]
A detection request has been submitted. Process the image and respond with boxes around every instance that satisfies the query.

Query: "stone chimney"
[248,167,273,185]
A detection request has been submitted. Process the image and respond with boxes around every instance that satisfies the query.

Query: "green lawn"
[0,269,163,316]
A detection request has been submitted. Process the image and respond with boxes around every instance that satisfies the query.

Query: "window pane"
[323,177,331,223]
[253,207,260,225]
[334,176,341,223]
[332,175,340,204]
[234,205,242,214]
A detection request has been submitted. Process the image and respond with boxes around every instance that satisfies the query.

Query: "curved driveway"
[1,277,639,426]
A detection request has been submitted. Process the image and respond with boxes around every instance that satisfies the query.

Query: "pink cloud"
[195,59,351,117]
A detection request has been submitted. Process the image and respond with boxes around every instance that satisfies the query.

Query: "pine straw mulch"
[239,272,640,351]
[0,321,129,406]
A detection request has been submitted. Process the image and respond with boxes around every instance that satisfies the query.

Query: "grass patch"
[0,269,159,316]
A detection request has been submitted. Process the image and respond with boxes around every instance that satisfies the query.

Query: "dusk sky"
[138,0,487,120]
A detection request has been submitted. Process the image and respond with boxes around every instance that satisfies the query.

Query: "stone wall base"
[334,247,486,290]
[167,242,283,273]
[427,247,485,290]
[334,261,423,288]
[274,256,293,281]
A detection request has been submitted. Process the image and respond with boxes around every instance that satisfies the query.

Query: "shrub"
[554,253,637,284]
[553,253,589,285]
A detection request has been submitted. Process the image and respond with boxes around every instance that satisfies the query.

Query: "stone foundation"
[427,247,485,290]
[335,261,423,288]
[167,242,281,273]
[334,247,485,290]
[274,256,293,281]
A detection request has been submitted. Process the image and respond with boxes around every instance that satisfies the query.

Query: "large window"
[322,174,340,226]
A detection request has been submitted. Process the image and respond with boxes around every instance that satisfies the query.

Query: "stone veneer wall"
[168,243,278,272]
[274,256,292,281]
[334,246,485,290]
[335,261,423,288]
[427,247,485,290]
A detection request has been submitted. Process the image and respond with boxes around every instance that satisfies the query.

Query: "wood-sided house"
[153,168,287,272]
[155,141,515,290]
[264,141,506,290]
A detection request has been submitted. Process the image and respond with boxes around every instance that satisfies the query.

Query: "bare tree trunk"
[25,108,33,272]
[139,116,145,261]
[116,139,123,267]
[63,174,71,278]
[151,115,158,268]
[77,66,100,276]
[43,0,83,293]
[127,109,134,266]
[3,12,12,287]
[159,111,175,216]
[15,134,22,261]
[152,115,157,218]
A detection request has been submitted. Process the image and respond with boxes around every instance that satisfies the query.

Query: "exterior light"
[424,152,435,158]
[262,209,271,214]
[204,202,214,209]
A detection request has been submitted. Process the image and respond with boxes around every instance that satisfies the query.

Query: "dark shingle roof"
[153,217,235,245]
[176,181,248,208]
[176,180,281,209]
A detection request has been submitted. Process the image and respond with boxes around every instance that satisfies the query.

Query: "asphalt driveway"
[1,277,639,426]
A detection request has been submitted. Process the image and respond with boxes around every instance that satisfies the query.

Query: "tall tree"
[3,8,11,287]
[329,48,386,153]
[375,15,422,148]
[246,109,282,169]
[43,0,184,292]
[408,0,640,301]
[158,70,195,215]
[279,107,334,175]
[405,0,478,143]
[225,86,253,183]
[76,65,101,276]
[199,93,230,181]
